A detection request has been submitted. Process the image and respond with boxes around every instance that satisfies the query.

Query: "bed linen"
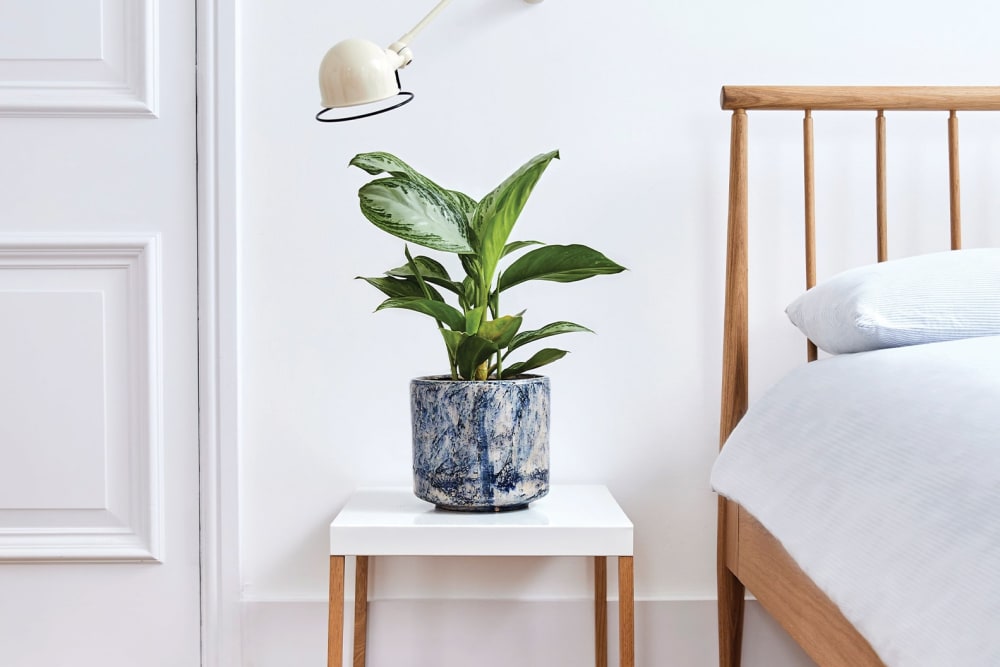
[711,335,1000,666]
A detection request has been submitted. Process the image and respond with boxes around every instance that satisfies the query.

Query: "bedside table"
[328,484,634,667]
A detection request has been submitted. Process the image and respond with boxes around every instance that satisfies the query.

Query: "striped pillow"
[785,248,1000,354]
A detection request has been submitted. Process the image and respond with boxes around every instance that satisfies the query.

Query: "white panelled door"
[0,1,201,665]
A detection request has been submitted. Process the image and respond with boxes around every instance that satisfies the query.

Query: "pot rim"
[411,373,547,385]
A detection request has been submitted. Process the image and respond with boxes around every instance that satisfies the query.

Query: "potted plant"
[351,149,624,511]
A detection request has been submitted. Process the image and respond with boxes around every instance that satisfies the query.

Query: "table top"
[329,485,633,557]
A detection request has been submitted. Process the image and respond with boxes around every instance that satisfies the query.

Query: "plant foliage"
[352,150,625,380]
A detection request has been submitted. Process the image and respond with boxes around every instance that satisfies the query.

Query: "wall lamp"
[317,0,544,123]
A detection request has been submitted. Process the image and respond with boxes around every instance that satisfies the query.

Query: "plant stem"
[489,287,500,378]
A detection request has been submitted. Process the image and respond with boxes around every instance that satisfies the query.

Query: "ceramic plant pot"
[410,375,550,511]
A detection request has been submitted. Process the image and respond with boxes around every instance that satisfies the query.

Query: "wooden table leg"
[353,556,370,667]
[329,556,345,667]
[618,556,635,667]
[595,556,608,667]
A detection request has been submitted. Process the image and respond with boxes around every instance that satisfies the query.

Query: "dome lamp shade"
[316,39,413,122]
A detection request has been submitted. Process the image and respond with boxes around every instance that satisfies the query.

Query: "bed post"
[718,107,749,667]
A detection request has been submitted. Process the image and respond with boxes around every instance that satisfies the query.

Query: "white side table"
[328,485,634,667]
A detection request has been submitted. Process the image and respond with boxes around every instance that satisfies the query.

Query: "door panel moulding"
[0,235,163,562]
[0,0,158,117]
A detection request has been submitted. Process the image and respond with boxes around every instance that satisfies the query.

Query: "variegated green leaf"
[460,276,476,311]
[375,297,465,332]
[504,348,568,377]
[448,190,478,219]
[460,254,481,307]
[460,254,481,282]
[350,152,476,223]
[387,256,462,295]
[388,254,450,279]
[356,275,443,301]
[507,321,592,354]
[498,244,625,292]
[350,151,427,179]
[358,178,473,253]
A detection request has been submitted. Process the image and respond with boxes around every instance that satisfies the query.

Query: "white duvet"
[711,335,1000,667]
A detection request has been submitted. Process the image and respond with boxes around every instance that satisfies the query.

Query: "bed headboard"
[718,85,1000,448]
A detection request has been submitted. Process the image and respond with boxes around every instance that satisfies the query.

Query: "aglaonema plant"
[352,149,625,381]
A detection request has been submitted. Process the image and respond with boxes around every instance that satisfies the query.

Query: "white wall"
[238,0,1000,664]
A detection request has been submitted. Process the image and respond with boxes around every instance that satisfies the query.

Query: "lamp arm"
[388,0,453,63]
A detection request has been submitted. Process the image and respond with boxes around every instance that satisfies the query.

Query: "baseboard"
[242,598,814,667]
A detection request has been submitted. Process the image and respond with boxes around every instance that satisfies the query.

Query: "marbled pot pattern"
[411,375,550,511]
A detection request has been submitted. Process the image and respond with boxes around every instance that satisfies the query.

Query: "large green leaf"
[456,335,498,380]
[358,178,474,253]
[502,240,543,258]
[375,297,466,331]
[477,315,523,349]
[439,328,464,378]
[488,289,499,317]
[504,348,568,377]
[350,152,476,223]
[439,328,464,357]
[507,321,592,354]
[498,244,626,291]
[465,305,487,336]
[472,150,560,290]
[387,256,462,295]
[356,275,443,301]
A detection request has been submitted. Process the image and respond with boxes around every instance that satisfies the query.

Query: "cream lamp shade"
[318,39,409,109]
[316,0,543,123]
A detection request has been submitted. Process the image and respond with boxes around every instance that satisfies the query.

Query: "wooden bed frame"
[716,85,1000,666]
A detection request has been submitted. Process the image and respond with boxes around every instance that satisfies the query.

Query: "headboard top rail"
[721,86,1000,111]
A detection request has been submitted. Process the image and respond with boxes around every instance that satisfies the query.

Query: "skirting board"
[243,599,814,667]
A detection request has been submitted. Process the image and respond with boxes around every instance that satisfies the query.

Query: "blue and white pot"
[410,375,550,511]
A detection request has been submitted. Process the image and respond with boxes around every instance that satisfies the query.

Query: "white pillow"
[785,248,1000,354]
